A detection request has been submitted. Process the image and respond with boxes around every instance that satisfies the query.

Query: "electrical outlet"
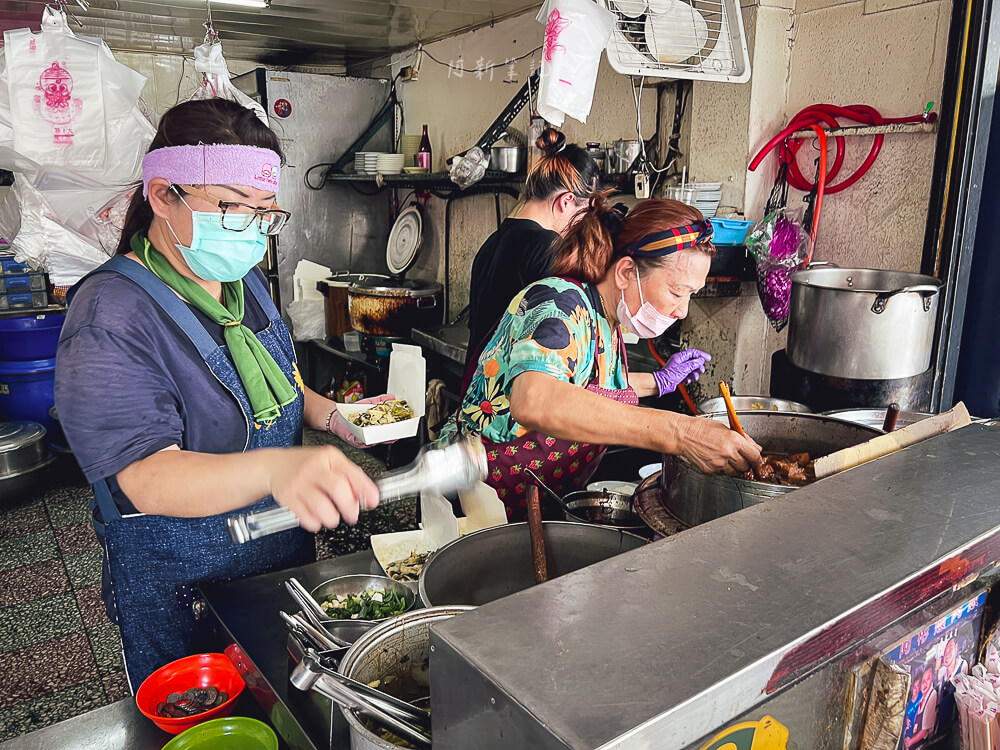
[634,172,650,199]
[400,66,418,82]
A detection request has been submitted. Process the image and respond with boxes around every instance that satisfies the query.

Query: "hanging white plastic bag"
[187,40,268,125]
[286,299,326,342]
[535,0,615,126]
[2,7,151,182]
[6,179,113,286]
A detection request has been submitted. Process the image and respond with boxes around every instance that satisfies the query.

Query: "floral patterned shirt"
[447,277,628,444]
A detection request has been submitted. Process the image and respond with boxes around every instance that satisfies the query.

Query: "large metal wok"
[661,412,881,527]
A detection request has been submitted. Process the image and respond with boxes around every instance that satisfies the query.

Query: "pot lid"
[348,278,443,297]
[0,421,46,453]
[386,205,423,275]
[321,272,391,288]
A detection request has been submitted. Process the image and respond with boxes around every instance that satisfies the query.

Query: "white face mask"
[616,266,678,339]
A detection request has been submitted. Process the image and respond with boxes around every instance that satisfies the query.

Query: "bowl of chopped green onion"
[310,575,416,624]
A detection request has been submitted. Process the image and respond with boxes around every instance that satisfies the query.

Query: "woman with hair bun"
[448,196,763,520]
[464,128,602,375]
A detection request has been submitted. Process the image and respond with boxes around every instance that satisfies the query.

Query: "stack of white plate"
[688,182,722,218]
[377,153,405,175]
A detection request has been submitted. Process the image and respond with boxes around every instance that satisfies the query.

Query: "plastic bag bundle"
[0,7,154,284]
[535,0,615,126]
[745,208,811,332]
[187,40,267,125]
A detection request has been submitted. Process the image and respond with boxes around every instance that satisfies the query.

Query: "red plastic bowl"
[135,653,246,735]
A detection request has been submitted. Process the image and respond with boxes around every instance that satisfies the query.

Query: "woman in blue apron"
[54,99,383,689]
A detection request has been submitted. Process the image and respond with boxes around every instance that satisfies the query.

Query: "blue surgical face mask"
[166,190,267,282]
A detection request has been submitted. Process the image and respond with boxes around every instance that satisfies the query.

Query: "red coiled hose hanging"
[749,104,936,195]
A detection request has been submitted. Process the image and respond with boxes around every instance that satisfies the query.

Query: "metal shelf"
[323,171,524,192]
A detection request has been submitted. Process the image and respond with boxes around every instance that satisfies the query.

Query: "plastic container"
[0,257,32,276]
[0,357,56,431]
[0,274,46,293]
[0,314,65,360]
[711,218,755,246]
[0,290,48,310]
[135,653,245,735]
[162,717,278,750]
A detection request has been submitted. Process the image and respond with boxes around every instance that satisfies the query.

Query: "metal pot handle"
[416,295,438,309]
[871,284,941,314]
[803,260,839,269]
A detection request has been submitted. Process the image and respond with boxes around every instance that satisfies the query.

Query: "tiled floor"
[0,431,416,743]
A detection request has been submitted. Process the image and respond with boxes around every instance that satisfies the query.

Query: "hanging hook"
[203,0,219,43]
[46,0,84,27]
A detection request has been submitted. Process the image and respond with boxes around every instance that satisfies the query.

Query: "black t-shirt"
[466,218,559,371]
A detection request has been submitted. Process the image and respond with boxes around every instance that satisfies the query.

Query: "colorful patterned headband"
[142,144,281,198]
[621,220,714,257]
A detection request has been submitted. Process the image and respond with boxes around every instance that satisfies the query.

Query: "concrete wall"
[388,13,657,319]
[674,0,950,400]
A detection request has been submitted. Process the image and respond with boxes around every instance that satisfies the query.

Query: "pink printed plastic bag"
[535,0,615,126]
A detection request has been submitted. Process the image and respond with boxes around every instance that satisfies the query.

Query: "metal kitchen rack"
[600,0,751,83]
[323,171,524,193]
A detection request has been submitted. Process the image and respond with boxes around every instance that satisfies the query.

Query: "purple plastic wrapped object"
[746,209,811,331]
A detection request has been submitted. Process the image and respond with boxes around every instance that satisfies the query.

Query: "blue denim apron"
[69,256,312,688]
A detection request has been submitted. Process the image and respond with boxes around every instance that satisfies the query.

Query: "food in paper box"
[385,551,430,582]
[347,399,414,427]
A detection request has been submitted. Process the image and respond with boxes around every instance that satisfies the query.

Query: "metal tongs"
[284,578,334,632]
[291,649,432,748]
[227,434,487,544]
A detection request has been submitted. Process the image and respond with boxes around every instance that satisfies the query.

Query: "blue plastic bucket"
[0,357,56,431]
[711,218,755,246]
[0,314,66,361]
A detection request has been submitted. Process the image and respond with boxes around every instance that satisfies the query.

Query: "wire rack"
[600,0,751,83]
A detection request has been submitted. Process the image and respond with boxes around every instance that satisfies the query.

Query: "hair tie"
[601,202,629,240]
[622,218,713,257]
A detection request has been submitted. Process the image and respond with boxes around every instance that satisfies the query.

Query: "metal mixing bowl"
[309,574,416,624]
[697,396,812,415]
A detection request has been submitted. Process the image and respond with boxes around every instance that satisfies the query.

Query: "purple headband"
[142,144,281,198]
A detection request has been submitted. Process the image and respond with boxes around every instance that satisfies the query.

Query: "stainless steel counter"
[429,425,1000,749]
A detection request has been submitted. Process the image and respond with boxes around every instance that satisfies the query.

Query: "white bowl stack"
[377,153,406,175]
[687,182,723,218]
[354,152,385,175]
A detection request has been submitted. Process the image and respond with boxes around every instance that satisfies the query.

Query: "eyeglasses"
[172,185,291,236]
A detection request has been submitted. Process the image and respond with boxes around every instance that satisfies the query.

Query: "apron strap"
[92,477,123,522]
[68,255,220,360]
[242,269,282,325]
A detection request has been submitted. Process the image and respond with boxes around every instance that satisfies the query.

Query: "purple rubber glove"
[652,349,712,396]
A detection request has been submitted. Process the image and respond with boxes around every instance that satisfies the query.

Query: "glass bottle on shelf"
[418,125,432,171]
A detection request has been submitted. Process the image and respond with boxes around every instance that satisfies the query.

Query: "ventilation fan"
[601,0,751,82]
